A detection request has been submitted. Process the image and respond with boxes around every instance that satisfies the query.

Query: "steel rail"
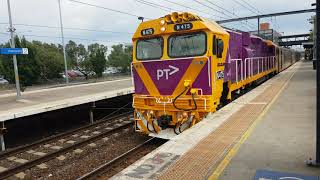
[0,111,132,160]
[0,115,133,179]
[77,137,157,180]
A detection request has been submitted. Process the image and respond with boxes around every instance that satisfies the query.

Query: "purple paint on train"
[192,61,212,95]
[226,30,276,83]
[133,58,211,96]
[142,58,192,95]
[133,67,149,95]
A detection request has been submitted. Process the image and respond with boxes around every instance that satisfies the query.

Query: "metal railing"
[231,56,276,83]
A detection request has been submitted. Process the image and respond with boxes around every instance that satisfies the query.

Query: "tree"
[86,43,107,77]
[107,44,132,72]
[33,41,64,79]
[77,44,87,64]
[0,36,41,87]
[0,56,5,77]
[65,40,78,68]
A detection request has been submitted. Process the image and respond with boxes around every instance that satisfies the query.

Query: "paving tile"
[37,163,48,169]
[95,126,101,129]
[15,172,26,179]
[84,130,90,133]
[50,145,62,150]
[105,127,113,130]
[0,166,7,173]
[113,133,120,137]
[74,149,83,154]
[56,155,66,161]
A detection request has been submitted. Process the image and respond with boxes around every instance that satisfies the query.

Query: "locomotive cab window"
[213,36,224,58]
[168,32,207,58]
[136,37,163,60]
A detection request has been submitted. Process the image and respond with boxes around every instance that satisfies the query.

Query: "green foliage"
[0,36,41,87]
[0,37,65,86]
[0,36,131,86]
[66,40,88,68]
[107,44,132,72]
[33,41,64,79]
[86,43,107,77]
[0,56,5,76]
[65,40,77,67]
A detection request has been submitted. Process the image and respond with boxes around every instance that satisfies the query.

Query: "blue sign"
[254,170,319,180]
[0,48,28,55]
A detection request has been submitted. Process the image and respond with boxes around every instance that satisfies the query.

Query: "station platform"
[112,60,320,180]
[0,78,133,122]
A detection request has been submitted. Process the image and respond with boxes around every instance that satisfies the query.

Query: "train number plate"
[174,23,193,31]
[141,28,154,36]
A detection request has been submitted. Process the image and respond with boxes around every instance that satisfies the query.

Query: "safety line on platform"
[208,63,298,180]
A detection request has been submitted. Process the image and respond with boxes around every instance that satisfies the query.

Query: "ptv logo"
[157,65,179,80]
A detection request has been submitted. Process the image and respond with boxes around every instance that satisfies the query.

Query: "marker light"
[160,27,166,32]
[160,20,166,25]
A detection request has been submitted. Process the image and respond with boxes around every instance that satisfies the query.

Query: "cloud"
[0,0,315,47]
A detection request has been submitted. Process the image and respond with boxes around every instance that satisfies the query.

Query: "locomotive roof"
[132,13,229,40]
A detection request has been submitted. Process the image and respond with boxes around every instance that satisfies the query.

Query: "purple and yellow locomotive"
[131,12,299,135]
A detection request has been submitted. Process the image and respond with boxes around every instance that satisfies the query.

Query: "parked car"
[103,67,119,75]
[72,70,85,77]
[0,78,9,85]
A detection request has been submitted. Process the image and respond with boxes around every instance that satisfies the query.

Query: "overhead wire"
[192,0,234,19]
[238,0,263,14]
[230,0,259,15]
[161,0,225,19]
[0,22,133,34]
[192,0,255,31]
[203,0,257,29]
[11,31,131,45]
[135,0,178,12]
[203,0,238,17]
[135,0,226,19]
[67,0,152,19]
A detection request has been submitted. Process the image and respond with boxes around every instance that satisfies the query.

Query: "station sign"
[0,48,28,55]
[254,169,319,180]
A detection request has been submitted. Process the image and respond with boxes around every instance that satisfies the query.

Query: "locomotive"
[131,12,299,136]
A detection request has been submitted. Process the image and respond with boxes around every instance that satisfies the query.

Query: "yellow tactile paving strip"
[158,67,297,180]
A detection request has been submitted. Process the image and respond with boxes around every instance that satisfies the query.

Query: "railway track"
[0,112,133,179]
[77,137,165,180]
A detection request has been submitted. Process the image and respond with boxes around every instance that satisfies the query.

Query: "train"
[131,12,300,136]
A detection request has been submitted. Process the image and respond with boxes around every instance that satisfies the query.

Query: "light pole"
[58,0,69,84]
[6,0,21,98]
[315,0,320,165]
[307,1,320,167]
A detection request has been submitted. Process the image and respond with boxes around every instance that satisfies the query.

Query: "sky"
[0,0,315,48]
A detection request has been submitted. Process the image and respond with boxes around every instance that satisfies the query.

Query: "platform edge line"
[208,65,297,180]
